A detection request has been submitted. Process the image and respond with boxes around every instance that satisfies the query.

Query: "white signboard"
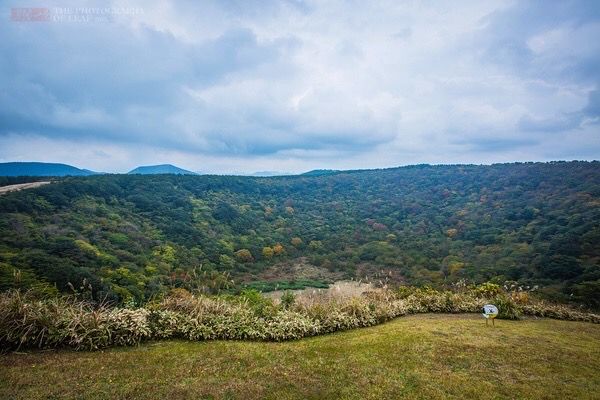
[482,304,498,319]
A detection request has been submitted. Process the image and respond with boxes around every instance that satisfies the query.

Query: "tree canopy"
[0,162,598,307]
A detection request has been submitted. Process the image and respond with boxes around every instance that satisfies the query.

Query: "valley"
[1,162,598,308]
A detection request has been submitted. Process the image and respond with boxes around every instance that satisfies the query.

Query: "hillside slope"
[0,162,599,306]
[1,314,599,399]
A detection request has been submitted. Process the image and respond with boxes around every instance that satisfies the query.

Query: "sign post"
[482,304,498,326]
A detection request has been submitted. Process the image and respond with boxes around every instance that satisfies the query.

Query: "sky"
[1,0,599,174]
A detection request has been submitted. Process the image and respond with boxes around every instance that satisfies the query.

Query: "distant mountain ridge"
[301,169,342,176]
[0,162,98,177]
[249,171,290,177]
[128,164,197,175]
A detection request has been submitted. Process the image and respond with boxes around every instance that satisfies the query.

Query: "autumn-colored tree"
[446,228,458,238]
[285,206,294,215]
[234,249,254,263]
[273,243,285,256]
[448,260,465,275]
[291,237,303,247]
[262,246,274,259]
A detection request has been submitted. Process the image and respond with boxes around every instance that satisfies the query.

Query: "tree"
[235,249,254,263]
[273,243,285,256]
[219,254,235,269]
[572,280,600,308]
[262,246,274,259]
[309,240,323,250]
[446,229,458,238]
[213,202,239,223]
[539,255,583,280]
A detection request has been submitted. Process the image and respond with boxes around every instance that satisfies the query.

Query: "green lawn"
[2,314,599,399]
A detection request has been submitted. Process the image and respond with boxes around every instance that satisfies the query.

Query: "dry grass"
[266,280,374,302]
[1,314,599,399]
[0,181,51,195]
[2,287,598,351]
[241,257,346,284]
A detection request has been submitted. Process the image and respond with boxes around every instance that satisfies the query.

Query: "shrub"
[494,294,522,320]
[472,282,502,298]
[280,291,296,310]
[521,302,600,323]
[395,285,418,299]
[265,311,319,341]
[239,289,277,318]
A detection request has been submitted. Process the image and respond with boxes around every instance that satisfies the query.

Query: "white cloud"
[0,0,598,173]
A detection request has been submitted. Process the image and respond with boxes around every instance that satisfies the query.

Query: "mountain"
[0,161,599,308]
[128,164,197,175]
[0,162,98,176]
[250,171,290,177]
[301,169,342,176]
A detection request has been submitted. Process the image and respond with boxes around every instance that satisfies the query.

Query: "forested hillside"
[0,162,598,307]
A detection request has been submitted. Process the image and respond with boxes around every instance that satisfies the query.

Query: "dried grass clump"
[0,291,152,350]
[522,302,600,323]
[1,286,598,351]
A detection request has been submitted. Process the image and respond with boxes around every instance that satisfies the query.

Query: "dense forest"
[0,162,599,307]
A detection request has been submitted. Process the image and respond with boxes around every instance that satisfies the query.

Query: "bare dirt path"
[0,181,51,195]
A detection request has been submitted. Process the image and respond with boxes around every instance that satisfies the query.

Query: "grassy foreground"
[1,314,599,400]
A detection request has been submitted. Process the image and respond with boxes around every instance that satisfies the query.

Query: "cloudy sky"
[1,1,599,174]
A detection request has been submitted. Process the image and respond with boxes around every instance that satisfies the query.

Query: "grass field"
[2,314,599,399]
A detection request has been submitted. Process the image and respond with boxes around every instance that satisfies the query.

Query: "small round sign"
[482,304,498,319]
